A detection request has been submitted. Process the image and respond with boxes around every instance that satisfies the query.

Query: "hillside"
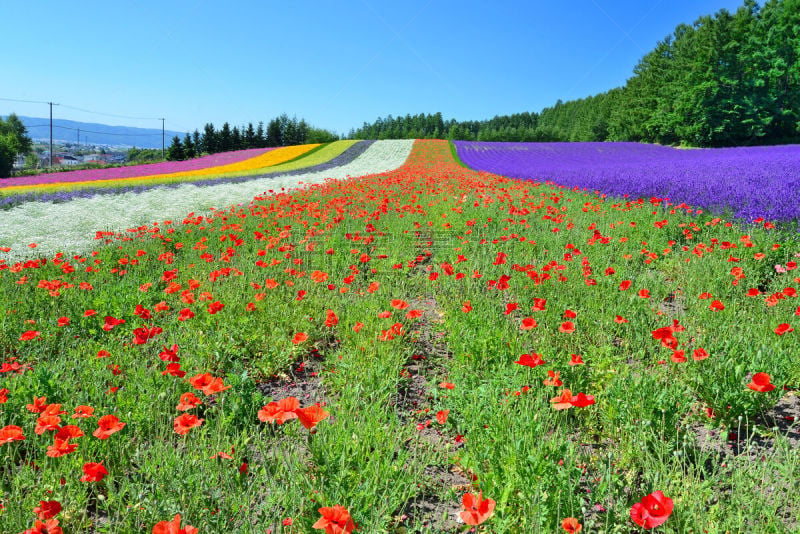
[12,116,186,149]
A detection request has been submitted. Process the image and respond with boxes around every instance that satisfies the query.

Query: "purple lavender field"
[455,141,800,223]
[1,147,273,187]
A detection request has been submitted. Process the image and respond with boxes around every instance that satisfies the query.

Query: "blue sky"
[0,0,746,136]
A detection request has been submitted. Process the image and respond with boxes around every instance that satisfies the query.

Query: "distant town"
[13,140,140,172]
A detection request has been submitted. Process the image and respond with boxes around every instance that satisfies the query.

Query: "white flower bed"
[0,140,414,260]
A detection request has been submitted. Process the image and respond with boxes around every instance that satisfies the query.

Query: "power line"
[24,124,162,137]
[0,97,49,105]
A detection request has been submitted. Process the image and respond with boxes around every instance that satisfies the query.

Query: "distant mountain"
[10,116,188,149]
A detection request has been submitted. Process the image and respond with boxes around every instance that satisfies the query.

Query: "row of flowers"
[0,140,414,260]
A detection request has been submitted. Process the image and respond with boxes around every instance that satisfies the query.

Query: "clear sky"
[0,0,746,136]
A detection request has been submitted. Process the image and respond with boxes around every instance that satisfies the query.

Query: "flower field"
[1,139,799,533]
[0,143,325,199]
[454,141,800,224]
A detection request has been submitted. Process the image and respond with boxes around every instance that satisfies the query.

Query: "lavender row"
[454,141,800,224]
[1,147,272,187]
[0,141,374,210]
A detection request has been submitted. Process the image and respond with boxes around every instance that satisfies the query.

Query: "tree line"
[166,114,339,161]
[350,0,799,147]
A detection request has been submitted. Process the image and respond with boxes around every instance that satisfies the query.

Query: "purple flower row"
[454,141,800,224]
[1,147,273,188]
[0,141,374,210]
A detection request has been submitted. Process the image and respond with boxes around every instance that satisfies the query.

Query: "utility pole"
[161,118,165,159]
[49,102,54,168]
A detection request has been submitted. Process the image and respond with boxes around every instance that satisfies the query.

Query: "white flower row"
[0,140,415,261]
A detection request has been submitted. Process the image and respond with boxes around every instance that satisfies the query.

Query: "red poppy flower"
[515,353,545,367]
[638,289,651,298]
[83,309,97,317]
[80,462,109,482]
[102,316,125,331]
[353,322,364,332]
[568,353,585,366]
[391,299,409,310]
[46,437,78,457]
[258,397,300,424]
[24,518,63,534]
[35,415,62,435]
[630,490,674,529]
[619,280,631,291]
[439,381,455,390]
[570,392,595,407]
[176,392,202,411]
[405,309,423,319]
[563,309,577,319]
[152,513,198,534]
[55,425,84,440]
[178,308,195,321]
[614,315,628,323]
[460,491,496,525]
[692,348,709,361]
[33,500,62,520]
[26,396,48,413]
[19,330,40,341]
[709,300,725,312]
[671,350,687,363]
[543,370,563,387]
[132,325,162,345]
[325,310,339,327]
[0,425,25,445]
[775,323,794,335]
[200,376,231,396]
[520,317,538,330]
[0,388,7,404]
[550,389,574,410]
[93,415,126,439]
[162,363,186,378]
[504,302,519,315]
[436,410,449,424]
[312,505,357,533]
[377,311,392,319]
[159,344,180,362]
[57,317,70,327]
[531,297,547,311]
[651,327,678,349]
[292,332,309,344]
[561,517,582,533]
[207,301,225,314]
[461,301,472,313]
[296,404,330,430]
[174,413,204,435]
[747,372,776,392]
[559,321,576,333]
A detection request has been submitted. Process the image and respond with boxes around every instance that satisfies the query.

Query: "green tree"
[245,123,256,148]
[192,130,201,154]
[166,135,185,161]
[219,123,232,152]
[255,122,266,147]
[0,114,33,178]
[183,133,196,159]
[266,118,282,147]
[202,123,218,154]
